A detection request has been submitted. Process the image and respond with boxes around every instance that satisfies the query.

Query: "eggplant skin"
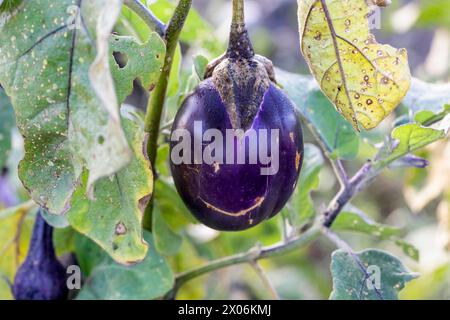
[170,79,304,231]
[13,211,68,300]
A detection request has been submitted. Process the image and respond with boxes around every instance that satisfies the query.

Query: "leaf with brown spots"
[298,0,411,130]
[67,113,153,265]
[0,0,131,214]
[330,249,417,300]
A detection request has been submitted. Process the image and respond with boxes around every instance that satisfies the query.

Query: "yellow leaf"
[298,0,411,130]
[0,206,34,300]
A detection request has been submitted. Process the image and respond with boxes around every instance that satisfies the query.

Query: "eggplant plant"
[0,0,449,301]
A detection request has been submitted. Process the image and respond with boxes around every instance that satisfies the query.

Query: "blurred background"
[1,0,449,300]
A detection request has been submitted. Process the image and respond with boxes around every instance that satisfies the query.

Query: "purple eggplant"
[13,209,68,300]
[169,18,303,231]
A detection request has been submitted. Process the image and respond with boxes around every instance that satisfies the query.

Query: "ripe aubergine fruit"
[13,209,68,300]
[169,11,304,231]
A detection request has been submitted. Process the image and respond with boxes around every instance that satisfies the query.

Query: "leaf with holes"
[330,249,418,300]
[298,0,411,130]
[67,114,152,265]
[277,69,359,159]
[0,0,131,214]
[0,88,15,169]
[76,231,174,300]
[109,34,165,103]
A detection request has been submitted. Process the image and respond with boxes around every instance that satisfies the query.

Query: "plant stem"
[144,0,192,165]
[232,0,245,25]
[303,118,348,188]
[173,224,321,294]
[123,0,165,37]
[322,162,377,228]
[250,261,280,300]
[142,0,192,229]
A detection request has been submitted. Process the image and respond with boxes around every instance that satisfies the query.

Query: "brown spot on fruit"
[200,196,265,217]
[295,151,301,171]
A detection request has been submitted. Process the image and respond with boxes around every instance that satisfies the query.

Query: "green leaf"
[74,231,106,276]
[0,88,15,169]
[298,0,411,131]
[333,211,401,238]
[332,210,419,261]
[330,249,418,300]
[53,226,76,256]
[41,208,69,228]
[377,123,446,167]
[0,0,22,12]
[67,114,152,265]
[276,69,359,159]
[152,204,182,256]
[193,54,209,81]
[417,0,450,29]
[155,143,170,177]
[0,0,131,214]
[401,78,450,129]
[118,5,155,43]
[154,178,196,229]
[403,78,450,118]
[394,239,420,262]
[149,0,224,55]
[109,34,165,103]
[76,231,174,300]
[284,144,323,229]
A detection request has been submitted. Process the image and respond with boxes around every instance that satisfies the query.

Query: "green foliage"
[417,0,450,29]
[109,34,166,102]
[332,210,419,261]
[76,231,174,300]
[148,0,224,55]
[67,115,152,264]
[330,249,418,300]
[0,0,22,12]
[153,204,183,256]
[277,69,360,159]
[0,0,131,214]
[0,88,14,169]
[283,144,324,229]
[376,124,446,168]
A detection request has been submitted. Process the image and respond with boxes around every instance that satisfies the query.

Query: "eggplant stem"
[142,0,193,230]
[232,0,245,25]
